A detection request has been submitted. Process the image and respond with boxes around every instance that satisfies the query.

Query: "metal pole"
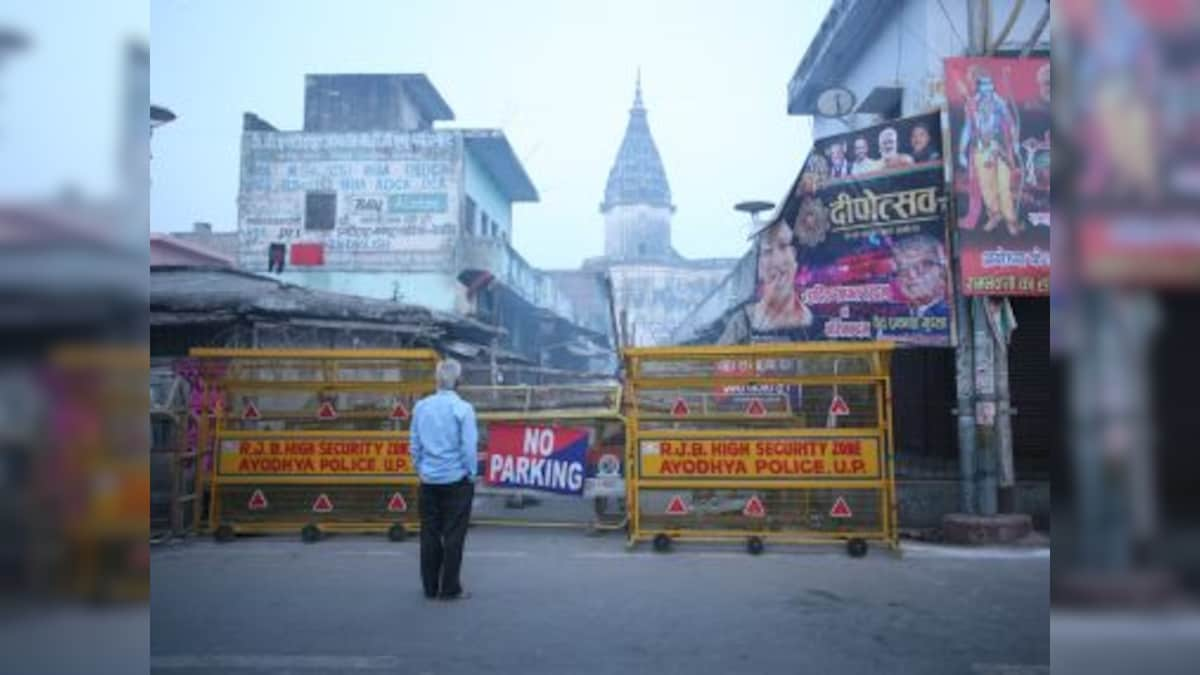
[968,0,990,56]
[966,0,979,55]
[955,0,990,517]
[992,299,1016,513]
[994,328,1015,512]
[1070,292,1121,569]
[1072,291,1160,571]
[952,231,977,514]
[973,296,998,515]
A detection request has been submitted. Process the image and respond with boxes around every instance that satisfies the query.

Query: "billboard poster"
[721,111,953,346]
[484,423,588,496]
[945,56,1051,296]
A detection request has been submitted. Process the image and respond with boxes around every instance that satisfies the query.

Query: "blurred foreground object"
[0,13,148,612]
[41,346,149,602]
[1054,0,1200,616]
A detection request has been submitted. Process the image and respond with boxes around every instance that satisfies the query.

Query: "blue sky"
[147,1,825,268]
[0,1,149,199]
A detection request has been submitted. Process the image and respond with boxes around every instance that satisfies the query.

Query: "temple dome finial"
[601,71,672,213]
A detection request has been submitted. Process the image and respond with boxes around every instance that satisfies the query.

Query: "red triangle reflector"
[743,495,766,518]
[386,492,408,513]
[830,496,853,518]
[316,400,338,420]
[665,495,689,515]
[389,401,410,420]
[241,400,261,420]
[670,398,690,417]
[247,489,268,511]
[829,395,850,416]
[745,398,767,417]
[312,493,334,513]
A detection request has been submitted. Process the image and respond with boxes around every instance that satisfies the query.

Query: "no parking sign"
[485,424,589,496]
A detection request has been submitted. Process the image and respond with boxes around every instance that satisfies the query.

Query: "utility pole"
[951,0,993,516]
[973,296,998,515]
[990,298,1017,513]
[952,230,977,514]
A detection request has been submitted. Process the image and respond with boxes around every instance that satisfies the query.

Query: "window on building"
[267,243,286,273]
[305,191,337,231]
[463,197,477,236]
[481,212,490,239]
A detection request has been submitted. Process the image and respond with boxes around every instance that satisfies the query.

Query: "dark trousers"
[419,478,474,598]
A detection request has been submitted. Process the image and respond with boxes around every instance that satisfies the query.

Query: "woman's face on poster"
[758,222,798,305]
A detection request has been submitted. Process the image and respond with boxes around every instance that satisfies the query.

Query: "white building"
[237,74,609,372]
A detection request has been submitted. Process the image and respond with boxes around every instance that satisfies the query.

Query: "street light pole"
[734,200,775,239]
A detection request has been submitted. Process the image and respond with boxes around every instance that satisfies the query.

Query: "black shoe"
[439,590,471,601]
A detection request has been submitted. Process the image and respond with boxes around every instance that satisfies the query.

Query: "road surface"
[151,528,1049,674]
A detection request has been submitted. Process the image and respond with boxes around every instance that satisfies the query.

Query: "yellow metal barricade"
[189,348,438,542]
[624,342,897,556]
[48,346,150,601]
[460,383,627,531]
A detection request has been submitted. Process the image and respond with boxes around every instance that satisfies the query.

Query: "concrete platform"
[942,513,1034,545]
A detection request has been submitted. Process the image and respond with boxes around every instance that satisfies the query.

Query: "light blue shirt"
[410,390,478,484]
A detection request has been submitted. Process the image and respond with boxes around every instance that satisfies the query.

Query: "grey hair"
[892,233,945,261]
[435,358,462,390]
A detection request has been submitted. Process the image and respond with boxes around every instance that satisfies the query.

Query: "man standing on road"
[410,358,478,601]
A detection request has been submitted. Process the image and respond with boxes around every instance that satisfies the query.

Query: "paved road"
[151,529,1049,674]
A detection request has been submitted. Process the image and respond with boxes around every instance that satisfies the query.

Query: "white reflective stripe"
[902,543,1050,559]
[151,655,404,670]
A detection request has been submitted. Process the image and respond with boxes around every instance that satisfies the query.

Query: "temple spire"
[601,71,672,213]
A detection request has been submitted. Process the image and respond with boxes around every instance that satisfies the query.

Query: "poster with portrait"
[946,56,1051,296]
[721,112,953,347]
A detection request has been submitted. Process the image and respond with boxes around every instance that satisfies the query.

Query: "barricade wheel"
[746,536,765,556]
[387,523,407,542]
[652,533,672,553]
[847,538,868,558]
[301,524,322,543]
[214,524,235,543]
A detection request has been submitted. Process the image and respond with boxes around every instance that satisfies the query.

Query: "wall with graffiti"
[238,131,462,274]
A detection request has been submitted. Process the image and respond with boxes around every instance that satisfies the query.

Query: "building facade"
[672,0,1052,528]
[236,74,610,372]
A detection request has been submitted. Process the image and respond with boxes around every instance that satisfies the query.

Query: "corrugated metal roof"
[150,266,498,340]
[150,234,233,267]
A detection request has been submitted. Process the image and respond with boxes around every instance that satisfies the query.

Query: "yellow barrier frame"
[189,348,439,537]
[623,341,898,552]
